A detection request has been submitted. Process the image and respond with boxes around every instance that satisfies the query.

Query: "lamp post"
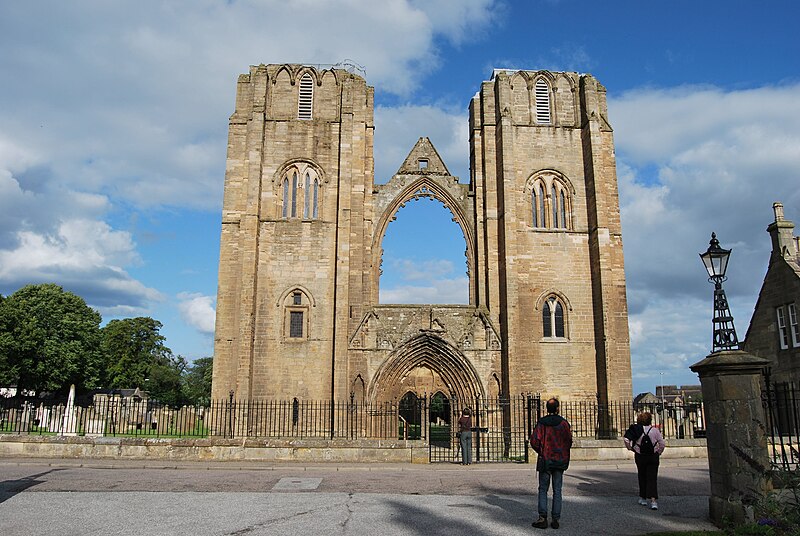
[699,232,739,352]
[659,372,665,426]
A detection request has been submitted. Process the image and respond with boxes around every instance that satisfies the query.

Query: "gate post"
[691,349,772,525]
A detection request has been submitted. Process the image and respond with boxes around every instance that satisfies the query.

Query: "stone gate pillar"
[690,349,771,525]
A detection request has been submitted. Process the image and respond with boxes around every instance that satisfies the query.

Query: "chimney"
[767,202,797,260]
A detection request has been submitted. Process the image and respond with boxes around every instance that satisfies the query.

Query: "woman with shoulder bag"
[624,411,666,510]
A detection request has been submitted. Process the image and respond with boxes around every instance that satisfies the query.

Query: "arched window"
[298,73,313,120]
[280,164,321,220]
[542,296,566,339]
[303,173,311,219]
[282,179,289,218]
[528,172,572,231]
[312,178,319,219]
[534,78,551,124]
[283,287,311,340]
[538,185,546,227]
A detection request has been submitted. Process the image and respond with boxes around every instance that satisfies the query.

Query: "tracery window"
[298,73,313,120]
[534,78,551,124]
[280,164,321,220]
[528,172,572,230]
[542,296,566,338]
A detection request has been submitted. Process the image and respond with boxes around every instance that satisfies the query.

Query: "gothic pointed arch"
[372,176,475,304]
[367,333,485,404]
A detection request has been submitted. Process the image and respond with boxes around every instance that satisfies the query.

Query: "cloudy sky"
[1,1,798,396]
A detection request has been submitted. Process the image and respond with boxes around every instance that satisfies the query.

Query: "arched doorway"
[399,391,422,440]
[367,333,484,405]
[429,391,451,449]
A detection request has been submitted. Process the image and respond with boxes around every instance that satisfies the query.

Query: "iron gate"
[428,395,539,463]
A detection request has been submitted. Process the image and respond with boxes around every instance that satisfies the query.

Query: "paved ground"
[0,458,717,535]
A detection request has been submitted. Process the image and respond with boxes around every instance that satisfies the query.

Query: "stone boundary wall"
[0,436,706,464]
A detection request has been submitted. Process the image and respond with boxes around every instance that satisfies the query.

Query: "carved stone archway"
[367,332,484,404]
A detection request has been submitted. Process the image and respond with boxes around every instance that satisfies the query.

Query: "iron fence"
[0,394,706,444]
[763,381,800,471]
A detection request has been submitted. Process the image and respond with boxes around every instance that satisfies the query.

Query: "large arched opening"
[371,177,475,306]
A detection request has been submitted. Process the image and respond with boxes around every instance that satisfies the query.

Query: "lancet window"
[281,164,321,220]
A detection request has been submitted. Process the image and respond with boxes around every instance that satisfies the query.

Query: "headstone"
[60,384,77,436]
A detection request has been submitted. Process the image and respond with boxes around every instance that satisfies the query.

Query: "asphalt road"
[0,458,717,535]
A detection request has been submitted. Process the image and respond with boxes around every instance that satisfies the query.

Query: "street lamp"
[699,232,739,352]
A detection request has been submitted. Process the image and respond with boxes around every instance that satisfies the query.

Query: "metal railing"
[0,395,707,442]
[763,381,800,471]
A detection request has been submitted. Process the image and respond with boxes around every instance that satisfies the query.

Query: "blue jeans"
[460,431,472,464]
[538,470,564,520]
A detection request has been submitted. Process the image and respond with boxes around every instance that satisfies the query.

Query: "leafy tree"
[101,317,186,405]
[148,354,188,407]
[183,356,213,405]
[0,284,103,395]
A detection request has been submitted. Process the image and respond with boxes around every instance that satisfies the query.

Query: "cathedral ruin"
[211,63,633,409]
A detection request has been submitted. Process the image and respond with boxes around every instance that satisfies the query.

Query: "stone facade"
[743,203,800,383]
[211,64,632,407]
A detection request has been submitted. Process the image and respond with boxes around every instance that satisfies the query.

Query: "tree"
[183,357,213,405]
[0,284,103,395]
[100,317,186,405]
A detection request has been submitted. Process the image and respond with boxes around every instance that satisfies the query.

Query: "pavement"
[0,457,718,535]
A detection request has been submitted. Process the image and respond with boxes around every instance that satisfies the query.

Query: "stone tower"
[211,64,632,405]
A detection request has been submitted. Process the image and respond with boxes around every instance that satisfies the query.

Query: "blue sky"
[1,1,798,396]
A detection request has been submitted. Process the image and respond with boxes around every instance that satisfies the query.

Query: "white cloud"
[177,292,217,334]
[390,259,455,281]
[0,0,498,212]
[0,219,162,313]
[380,277,469,304]
[610,83,800,393]
[0,0,498,318]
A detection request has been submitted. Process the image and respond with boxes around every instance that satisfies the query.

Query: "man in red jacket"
[530,398,573,529]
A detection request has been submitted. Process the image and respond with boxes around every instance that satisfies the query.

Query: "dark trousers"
[635,453,660,499]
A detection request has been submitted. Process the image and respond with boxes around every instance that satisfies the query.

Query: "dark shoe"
[551,519,559,529]
[532,517,548,529]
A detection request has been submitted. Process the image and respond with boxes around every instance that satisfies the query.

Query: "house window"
[534,79,551,124]
[532,188,539,227]
[293,292,302,305]
[289,311,304,338]
[777,306,789,350]
[789,303,800,347]
[419,159,428,170]
[298,73,313,120]
[280,164,321,220]
[542,296,565,338]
